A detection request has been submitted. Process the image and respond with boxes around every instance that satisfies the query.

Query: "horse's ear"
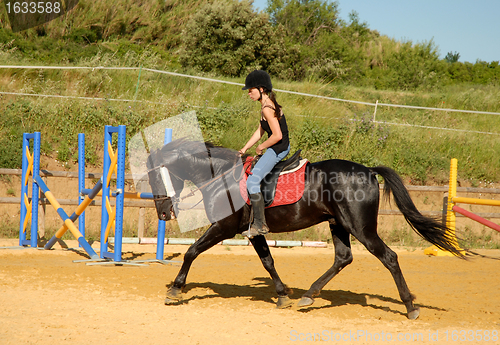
[204,141,216,149]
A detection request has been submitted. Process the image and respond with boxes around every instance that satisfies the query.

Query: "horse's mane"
[158,138,247,170]
[204,142,243,162]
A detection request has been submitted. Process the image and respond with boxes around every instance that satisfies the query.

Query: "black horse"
[146,139,464,320]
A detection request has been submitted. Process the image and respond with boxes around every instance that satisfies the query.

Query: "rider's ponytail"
[263,89,282,120]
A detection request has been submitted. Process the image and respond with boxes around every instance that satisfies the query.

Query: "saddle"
[241,150,308,207]
[260,150,301,206]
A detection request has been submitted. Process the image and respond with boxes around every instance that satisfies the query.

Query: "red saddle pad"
[239,157,308,208]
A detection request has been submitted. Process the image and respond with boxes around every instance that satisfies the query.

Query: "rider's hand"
[256,145,265,155]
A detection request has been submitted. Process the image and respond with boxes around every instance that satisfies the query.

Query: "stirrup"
[253,222,269,235]
[242,223,269,239]
[242,227,260,239]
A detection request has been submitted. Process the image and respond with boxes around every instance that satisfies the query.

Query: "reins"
[148,155,255,211]
[176,160,241,201]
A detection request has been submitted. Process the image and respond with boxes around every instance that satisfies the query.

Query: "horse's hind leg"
[249,235,294,309]
[298,221,353,307]
[356,232,420,320]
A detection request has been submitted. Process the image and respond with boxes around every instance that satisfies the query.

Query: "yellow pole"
[53,195,95,239]
[103,196,116,244]
[44,190,85,240]
[22,194,32,233]
[24,145,33,186]
[451,196,500,207]
[447,158,457,232]
[424,158,458,256]
[86,191,144,199]
[106,142,118,187]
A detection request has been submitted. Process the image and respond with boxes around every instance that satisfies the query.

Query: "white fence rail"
[0,65,499,136]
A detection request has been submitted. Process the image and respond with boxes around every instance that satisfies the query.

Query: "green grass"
[460,226,500,250]
[1,66,499,184]
[0,223,19,239]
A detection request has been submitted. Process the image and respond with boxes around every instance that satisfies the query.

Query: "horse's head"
[147,167,176,221]
[146,138,243,222]
[146,143,186,221]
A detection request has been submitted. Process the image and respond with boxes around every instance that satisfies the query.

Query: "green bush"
[293,117,346,160]
[0,101,30,168]
[0,136,23,168]
[179,0,289,77]
[197,101,250,145]
[64,27,101,43]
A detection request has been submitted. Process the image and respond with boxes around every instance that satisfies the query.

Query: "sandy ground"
[1,239,500,345]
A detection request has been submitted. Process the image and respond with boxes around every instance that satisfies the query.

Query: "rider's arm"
[239,125,265,155]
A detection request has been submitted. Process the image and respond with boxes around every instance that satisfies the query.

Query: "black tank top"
[260,112,289,155]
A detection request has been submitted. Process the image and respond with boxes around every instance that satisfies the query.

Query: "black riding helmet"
[242,70,273,91]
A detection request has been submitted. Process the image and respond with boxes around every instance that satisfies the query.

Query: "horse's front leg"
[249,235,293,309]
[165,222,234,304]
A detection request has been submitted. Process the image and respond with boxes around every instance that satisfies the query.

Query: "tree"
[179,0,290,77]
[445,51,460,63]
[382,40,446,90]
[266,0,340,45]
[447,61,472,83]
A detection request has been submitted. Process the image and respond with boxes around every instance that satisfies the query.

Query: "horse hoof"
[297,296,314,308]
[164,287,182,305]
[276,296,293,309]
[407,307,420,320]
[164,297,180,305]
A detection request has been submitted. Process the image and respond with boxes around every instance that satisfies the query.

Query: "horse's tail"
[370,166,466,258]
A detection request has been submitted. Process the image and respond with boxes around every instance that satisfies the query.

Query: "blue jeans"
[247,145,291,194]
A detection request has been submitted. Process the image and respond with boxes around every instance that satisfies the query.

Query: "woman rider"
[239,70,290,238]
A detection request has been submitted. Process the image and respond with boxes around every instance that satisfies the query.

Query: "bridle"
[148,154,252,211]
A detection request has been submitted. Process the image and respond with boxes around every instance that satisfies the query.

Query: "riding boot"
[242,193,270,239]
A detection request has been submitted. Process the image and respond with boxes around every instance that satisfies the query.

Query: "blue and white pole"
[156,128,173,260]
